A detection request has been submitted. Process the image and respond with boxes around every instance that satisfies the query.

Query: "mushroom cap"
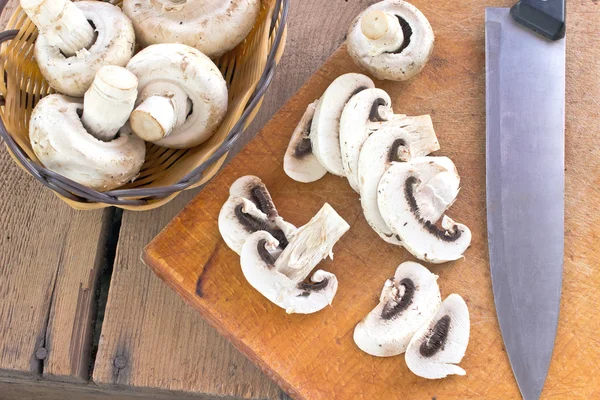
[29,94,145,191]
[377,157,472,263]
[35,1,135,97]
[347,0,435,81]
[358,122,439,245]
[311,73,375,176]
[240,231,338,314]
[405,294,470,379]
[339,88,393,192]
[283,100,328,183]
[126,43,228,148]
[354,261,441,357]
[122,0,261,58]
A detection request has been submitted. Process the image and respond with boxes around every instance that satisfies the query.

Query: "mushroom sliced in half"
[377,157,471,263]
[405,294,470,379]
[29,94,145,191]
[24,0,136,97]
[123,0,260,58]
[347,1,435,81]
[339,88,394,192]
[354,261,441,357]
[127,43,228,149]
[311,73,374,176]
[358,123,439,245]
[241,231,339,315]
[284,100,328,183]
[219,176,296,255]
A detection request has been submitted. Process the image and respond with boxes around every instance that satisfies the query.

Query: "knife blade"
[485,2,565,400]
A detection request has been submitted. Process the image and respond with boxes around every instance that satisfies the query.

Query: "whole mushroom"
[122,0,261,58]
[354,261,441,357]
[29,67,145,191]
[22,0,136,97]
[126,43,228,149]
[347,0,434,81]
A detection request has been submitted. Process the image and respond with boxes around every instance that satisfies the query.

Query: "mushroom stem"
[129,82,190,142]
[81,66,138,142]
[275,203,350,283]
[360,10,404,53]
[21,0,96,57]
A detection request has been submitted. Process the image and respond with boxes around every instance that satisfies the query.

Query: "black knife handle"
[511,0,566,40]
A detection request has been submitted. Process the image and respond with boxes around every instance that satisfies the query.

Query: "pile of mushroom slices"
[354,262,470,379]
[22,0,261,191]
[284,72,472,264]
[219,176,350,314]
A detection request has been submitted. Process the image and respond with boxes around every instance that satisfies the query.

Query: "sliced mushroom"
[123,0,260,58]
[339,88,394,192]
[347,1,435,81]
[127,43,228,149]
[377,157,471,263]
[284,100,328,183]
[240,231,338,314]
[24,0,136,97]
[311,73,375,176]
[29,94,145,191]
[358,123,439,245]
[405,294,470,379]
[219,176,296,255]
[354,261,441,357]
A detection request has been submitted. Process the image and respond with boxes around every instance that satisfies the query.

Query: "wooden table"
[0,1,372,399]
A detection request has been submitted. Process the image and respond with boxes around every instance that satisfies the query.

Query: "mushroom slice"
[347,1,435,81]
[284,100,328,183]
[127,43,228,149]
[339,88,394,192]
[241,231,338,314]
[229,175,280,220]
[354,261,441,357]
[405,294,470,379]
[311,73,375,176]
[28,1,136,97]
[377,157,471,263]
[275,203,350,283]
[123,0,260,58]
[29,95,145,191]
[358,124,439,245]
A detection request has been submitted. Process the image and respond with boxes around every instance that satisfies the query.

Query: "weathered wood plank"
[92,0,371,398]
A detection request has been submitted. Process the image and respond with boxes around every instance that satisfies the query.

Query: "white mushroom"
[29,95,145,191]
[354,261,441,357]
[405,294,470,379]
[358,122,439,245]
[81,66,138,142]
[240,203,348,314]
[347,1,435,81]
[126,43,228,148]
[219,176,296,255]
[311,73,375,176]
[284,100,328,183]
[123,0,260,58]
[23,0,136,97]
[377,157,471,263]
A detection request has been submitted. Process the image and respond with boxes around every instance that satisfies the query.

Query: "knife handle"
[511,0,566,40]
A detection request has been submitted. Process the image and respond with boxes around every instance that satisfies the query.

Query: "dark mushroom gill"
[405,176,462,241]
[257,239,276,266]
[388,16,413,54]
[294,118,313,158]
[381,278,416,320]
[250,185,277,218]
[369,98,388,122]
[297,278,330,296]
[234,204,289,248]
[419,315,451,357]
[388,138,407,163]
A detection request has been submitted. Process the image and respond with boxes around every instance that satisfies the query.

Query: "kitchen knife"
[485,1,565,400]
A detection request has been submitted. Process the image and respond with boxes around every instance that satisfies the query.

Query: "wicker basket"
[0,0,288,211]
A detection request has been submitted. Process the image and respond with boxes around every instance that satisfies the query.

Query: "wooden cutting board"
[142,1,600,398]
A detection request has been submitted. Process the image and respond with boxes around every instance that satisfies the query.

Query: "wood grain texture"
[92,1,371,399]
[143,1,600,399]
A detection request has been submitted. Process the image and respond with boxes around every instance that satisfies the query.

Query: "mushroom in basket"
[29,66,145,192]
[21,0,136,97]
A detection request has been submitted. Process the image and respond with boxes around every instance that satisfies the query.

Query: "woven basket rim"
[0,0,289,208]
